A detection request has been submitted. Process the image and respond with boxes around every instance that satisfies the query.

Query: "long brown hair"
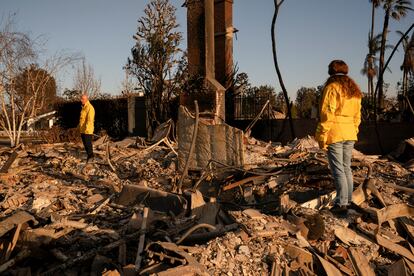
[325,60,362,99]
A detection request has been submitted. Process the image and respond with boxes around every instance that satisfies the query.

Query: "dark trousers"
[81,134,94,159]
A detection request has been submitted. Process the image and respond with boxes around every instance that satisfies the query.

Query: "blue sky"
[1,0,413,98]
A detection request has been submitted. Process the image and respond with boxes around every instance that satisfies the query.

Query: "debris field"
[1,133,414,275]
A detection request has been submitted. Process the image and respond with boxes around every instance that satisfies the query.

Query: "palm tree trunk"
[378,9,390,110]
[370,76,375,110]
[371,3,375,42]
[403,69,408,111]
[271,0,296,139]
[369,1,376,109]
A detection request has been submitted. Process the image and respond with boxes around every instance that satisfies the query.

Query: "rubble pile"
[1,134,414,275]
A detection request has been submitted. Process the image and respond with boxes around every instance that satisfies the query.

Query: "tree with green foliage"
[233,72,255,96]
[14,64,57,115]
[295,87,319,119]
[255,85,276,106]
[126,0,185,136]
[274,91,287,114]
[62,88,82,101]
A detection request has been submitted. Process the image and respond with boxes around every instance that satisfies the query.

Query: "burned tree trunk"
[271,0,296,139]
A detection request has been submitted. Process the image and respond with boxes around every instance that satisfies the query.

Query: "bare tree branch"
[73,58,101,99]
[0,14,79,146]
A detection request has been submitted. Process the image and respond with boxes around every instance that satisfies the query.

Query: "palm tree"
[377,0,413,109]
[362,33,392,105]
[399,31,414,109]
[366,0,382,105]
[362,33,381,104]
[370,0,382,35]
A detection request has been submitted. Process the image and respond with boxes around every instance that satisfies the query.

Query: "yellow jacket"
[315,82,361,148]
[79,101,95,134]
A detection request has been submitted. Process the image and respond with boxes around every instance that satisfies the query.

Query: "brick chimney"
[184,0,230,122]
[214,0,234,89]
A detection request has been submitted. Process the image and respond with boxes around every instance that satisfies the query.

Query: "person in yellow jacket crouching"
[315,60,362,215]
[79,94,95,163]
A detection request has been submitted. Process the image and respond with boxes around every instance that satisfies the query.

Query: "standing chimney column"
[214,0,234,89]
[184,0,226,122]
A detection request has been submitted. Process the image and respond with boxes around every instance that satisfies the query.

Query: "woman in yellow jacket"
[315,60,362,214]
[79,94,95,162]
